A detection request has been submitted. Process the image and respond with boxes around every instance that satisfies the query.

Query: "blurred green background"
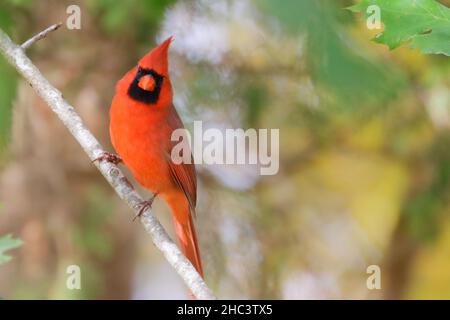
[0,0,449,299]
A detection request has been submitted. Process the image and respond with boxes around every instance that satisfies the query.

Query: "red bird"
[103,37,203,277]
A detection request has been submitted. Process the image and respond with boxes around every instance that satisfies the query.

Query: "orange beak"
[138,36,173,76]
[138,74,156,91]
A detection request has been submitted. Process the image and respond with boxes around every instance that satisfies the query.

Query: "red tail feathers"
[172,203,203,277]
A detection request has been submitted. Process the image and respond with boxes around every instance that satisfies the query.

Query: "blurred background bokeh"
[0,0,449,299]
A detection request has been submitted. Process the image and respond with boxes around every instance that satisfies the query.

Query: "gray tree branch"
[21,23,62,50]
[0,25,216,300]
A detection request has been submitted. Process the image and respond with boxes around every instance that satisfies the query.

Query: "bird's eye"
[137,66,143,73]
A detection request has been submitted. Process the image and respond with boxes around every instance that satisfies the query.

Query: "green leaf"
[0,234,22,264]
[349,0,450,56]
[259,0,406,108]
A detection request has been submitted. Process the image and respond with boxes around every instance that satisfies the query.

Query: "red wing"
[166,104,197,213]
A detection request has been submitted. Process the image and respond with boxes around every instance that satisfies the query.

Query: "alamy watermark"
[366,265,381,290]
[66,264,81,290]
[366,5,381,30]
[66,5,81,30]
[171,121,279,175]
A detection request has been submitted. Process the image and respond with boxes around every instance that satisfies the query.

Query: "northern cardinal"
[101,37,203,277]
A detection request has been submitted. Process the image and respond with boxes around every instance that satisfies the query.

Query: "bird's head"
[138,36,172,77]
[123,37,173,106]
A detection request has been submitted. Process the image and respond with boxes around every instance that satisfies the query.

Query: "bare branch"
[0,25,216,300]
[21,23,62,50]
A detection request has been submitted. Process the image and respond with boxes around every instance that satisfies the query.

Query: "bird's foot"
[93,152,122,165]
[133,193,158,221]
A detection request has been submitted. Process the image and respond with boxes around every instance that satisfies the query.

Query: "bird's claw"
[93,152,122,165]
[133,193,158,221]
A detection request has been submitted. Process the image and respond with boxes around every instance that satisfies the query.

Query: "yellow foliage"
[311,150,409,250]
[407,216,450,299]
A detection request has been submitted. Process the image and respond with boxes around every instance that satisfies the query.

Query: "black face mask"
[127,66,164,105]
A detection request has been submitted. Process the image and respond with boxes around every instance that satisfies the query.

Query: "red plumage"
[109,37,203,277]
